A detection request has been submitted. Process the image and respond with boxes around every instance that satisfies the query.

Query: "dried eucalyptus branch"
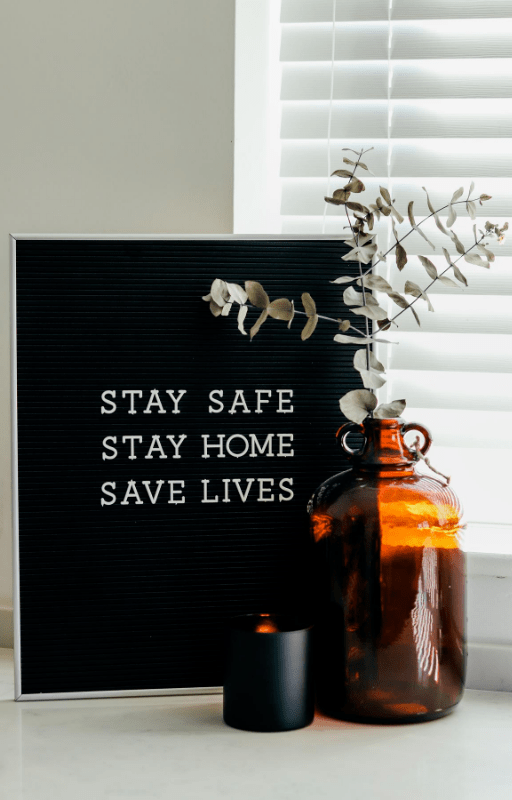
[202,146,507,425]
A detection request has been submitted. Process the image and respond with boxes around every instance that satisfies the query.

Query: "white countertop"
[1,648,511,800]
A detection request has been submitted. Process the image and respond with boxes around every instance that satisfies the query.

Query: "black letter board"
[12,235,359,699]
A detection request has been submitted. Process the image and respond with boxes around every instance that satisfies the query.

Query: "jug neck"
[337,417,431,475]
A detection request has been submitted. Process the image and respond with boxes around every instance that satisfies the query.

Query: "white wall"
[0,0,235,645]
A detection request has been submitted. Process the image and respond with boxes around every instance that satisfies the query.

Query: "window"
[235,0,512,555]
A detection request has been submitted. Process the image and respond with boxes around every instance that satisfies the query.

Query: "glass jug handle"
[336,422,366,457]
[401,422,432,456]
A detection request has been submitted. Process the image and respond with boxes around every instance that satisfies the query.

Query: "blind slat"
[282,60,512,101]
[281,64,389,101]
[384,294,512,334]
[281,178,512,217]
[389,332,512,373]
[281,101,512,139]
[281,139,512,178]
[404,410,512,450]
[281,0,389,24]
[282,0,512,23]
[281,22,512,61]
[281,26,389,62]
[390,370,512,412]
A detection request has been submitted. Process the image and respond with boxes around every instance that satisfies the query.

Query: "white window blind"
[276,0,512,538]
[233,0,512,543]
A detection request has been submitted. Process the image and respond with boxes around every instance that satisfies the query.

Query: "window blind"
[279,0,512,530]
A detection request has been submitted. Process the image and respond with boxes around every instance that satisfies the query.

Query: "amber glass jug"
[309,417,466,723]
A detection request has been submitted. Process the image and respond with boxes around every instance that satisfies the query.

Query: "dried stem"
[340,152,373,369]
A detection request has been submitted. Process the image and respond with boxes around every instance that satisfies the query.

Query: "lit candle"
[223,613,314,732]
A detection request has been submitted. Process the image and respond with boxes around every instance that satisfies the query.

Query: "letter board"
[12,235,359,699]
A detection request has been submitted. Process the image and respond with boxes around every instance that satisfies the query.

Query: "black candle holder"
[223,613,314,732]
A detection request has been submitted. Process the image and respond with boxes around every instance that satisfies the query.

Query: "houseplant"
[203,147,506,722]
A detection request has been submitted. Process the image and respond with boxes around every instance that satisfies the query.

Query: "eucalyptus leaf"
[352,304,388,321]
[390,205,405,224]
[211,278,229,307]
[464,253,489,268]
[268,298,294,321]
[333,188,350,202]
[418,255,438,280]
[380,186,391,205]
[414,226,436,250]
[466,200,477,220]
[451,187,464,203]
[221,302,233,317]
[245,280,269,309]
[302,292,317,317]
[422,186,435,214]
[338,319,351,332]
[364,293,379,307]
[411,306,421,327]
[346,201,369,213]
[408,201,416,227]
[209,299,222,317]
[476,244,495,261]
[404,280,423,298]
[325,195,346,206]
[446,204,457,228]
[343,286,364,306]
[339,389,378,424]
[331,169,353,179]
[359,369,387,390]
[227,282,248,305]
[451,265,468,286]
[345,178,365,193]
[354,349,385,373]
[330,275,355,285]
[404,280,434,311]
[395,243,408,271]
[237,304,248,335]
[433,214,449,236]
[334,333,393,345]
[343,157,371,173]
[342,242,378,264]
[469,181,475,195]
[437,276,459,288]
[351,233,374,246]
[359,274,393,293]
[450,230,466,255]
[441,249,468,284]
[301,315,318,341]
[335,334,375,345]
[442,247,453,265]
[388,291,409,309]
[374,399,406,419]
[250,308,269,339]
